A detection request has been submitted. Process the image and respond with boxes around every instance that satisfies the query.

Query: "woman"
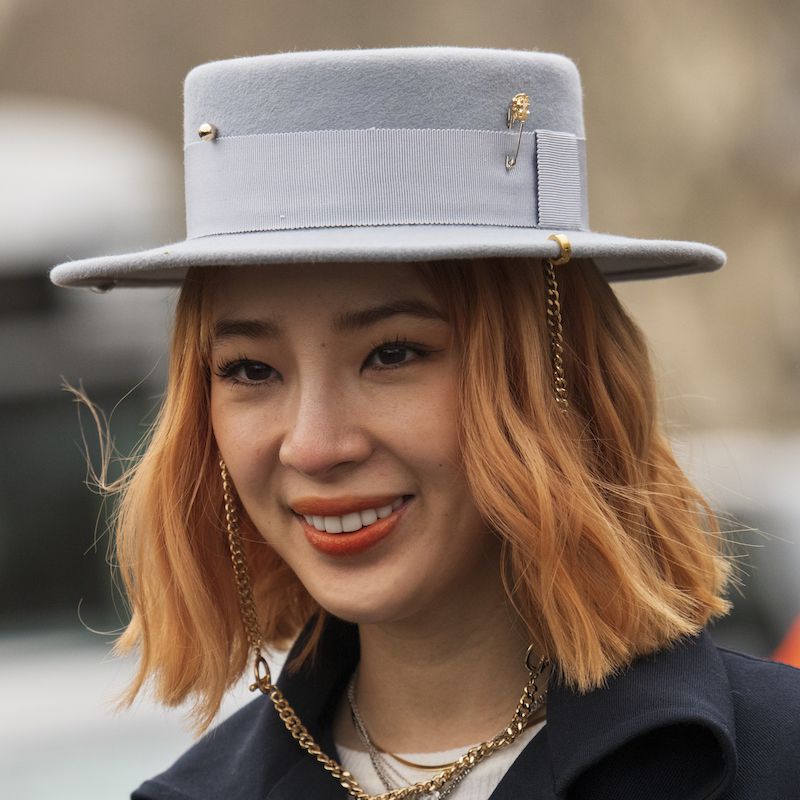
[51,48,800,799]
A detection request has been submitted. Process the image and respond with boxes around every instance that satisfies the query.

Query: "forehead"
[210,262,433,318]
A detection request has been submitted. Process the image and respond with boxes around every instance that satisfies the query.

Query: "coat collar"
[263,617,738,799]
[144,616,737,800]
[544,631,738,798]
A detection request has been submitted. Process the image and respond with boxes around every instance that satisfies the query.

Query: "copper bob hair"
[103,257,731,732]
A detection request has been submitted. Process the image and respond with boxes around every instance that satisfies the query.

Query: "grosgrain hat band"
[184,127,588,238]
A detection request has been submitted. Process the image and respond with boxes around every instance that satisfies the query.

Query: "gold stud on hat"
[197,122,218,141]
[506,92,530,170]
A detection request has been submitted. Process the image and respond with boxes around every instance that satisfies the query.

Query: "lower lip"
[297,499,411,556]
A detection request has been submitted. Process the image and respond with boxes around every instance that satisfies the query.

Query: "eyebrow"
[213,317,280,343]
[333,299,445,331]
[212,299,445,343]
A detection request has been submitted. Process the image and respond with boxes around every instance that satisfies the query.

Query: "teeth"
[341,512,362,533]
[359,508,378,525]
[302,498,406,533]
[323,516,343,533]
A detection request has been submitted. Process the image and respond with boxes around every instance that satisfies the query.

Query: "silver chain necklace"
[346,673,479,800]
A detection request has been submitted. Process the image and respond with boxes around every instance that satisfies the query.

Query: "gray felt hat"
[50,46,725,290]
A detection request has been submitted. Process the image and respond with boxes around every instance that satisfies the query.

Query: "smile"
[301,497,404,534]
[291,495,412,556]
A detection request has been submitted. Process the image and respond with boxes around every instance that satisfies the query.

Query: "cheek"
[211,396,289,556]
[210,393,280,498]
[394,374,462,464]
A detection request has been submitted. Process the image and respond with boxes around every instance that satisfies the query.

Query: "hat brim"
[50,226,725,288]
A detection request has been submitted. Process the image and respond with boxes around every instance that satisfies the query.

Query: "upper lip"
[290,495,407,516]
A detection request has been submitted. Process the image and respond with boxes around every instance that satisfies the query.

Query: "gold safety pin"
[506,92,530,170]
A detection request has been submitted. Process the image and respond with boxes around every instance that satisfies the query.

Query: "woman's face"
[209,262,501,625]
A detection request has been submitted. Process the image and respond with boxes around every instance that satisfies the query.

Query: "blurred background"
[1,1,798,797]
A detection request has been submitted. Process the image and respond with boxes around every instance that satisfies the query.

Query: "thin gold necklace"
[369,705,548,771]
[346,670,547,797]
[346,673,458,772]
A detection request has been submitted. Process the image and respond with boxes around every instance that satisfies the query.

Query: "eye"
[214,358,278,386]
[363,340,431,370]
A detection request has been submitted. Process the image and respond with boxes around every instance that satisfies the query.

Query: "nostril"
[278,425,374,477]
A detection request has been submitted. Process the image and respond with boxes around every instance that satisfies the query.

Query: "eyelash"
[213,353,277,386]
[213,338,435,388]
[365,336,433,369]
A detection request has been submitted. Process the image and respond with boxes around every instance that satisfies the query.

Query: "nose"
[278,382,373,478]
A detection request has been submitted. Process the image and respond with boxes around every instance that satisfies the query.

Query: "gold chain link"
[221,460,265,652]
[544,234,571,413]
[219,458,549,800]
[545,259,568,413]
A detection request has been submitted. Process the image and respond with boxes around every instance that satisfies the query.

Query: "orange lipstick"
[294,497,411,556]
[292,495,401,516]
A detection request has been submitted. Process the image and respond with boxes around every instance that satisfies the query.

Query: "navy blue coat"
[132,618,800,799]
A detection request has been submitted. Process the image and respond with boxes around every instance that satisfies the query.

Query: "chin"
[310,584,426,628]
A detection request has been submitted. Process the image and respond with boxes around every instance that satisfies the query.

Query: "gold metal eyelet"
[547,233,573,266]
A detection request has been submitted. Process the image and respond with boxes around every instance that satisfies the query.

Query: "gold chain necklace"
[368,703,549,772]
[221,459,549,800]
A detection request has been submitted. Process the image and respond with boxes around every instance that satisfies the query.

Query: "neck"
[334,554,536,754]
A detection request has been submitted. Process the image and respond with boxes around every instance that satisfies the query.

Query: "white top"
[335,720,545,799]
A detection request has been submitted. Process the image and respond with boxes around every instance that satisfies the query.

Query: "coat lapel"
[488,630,738,800]
[487,730,557,799]
[263,616,359,799]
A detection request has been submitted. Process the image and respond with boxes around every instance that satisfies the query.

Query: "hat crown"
[183,47,585,145]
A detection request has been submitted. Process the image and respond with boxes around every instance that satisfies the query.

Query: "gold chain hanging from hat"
[220,459,549,800]
[545,233,571,413]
